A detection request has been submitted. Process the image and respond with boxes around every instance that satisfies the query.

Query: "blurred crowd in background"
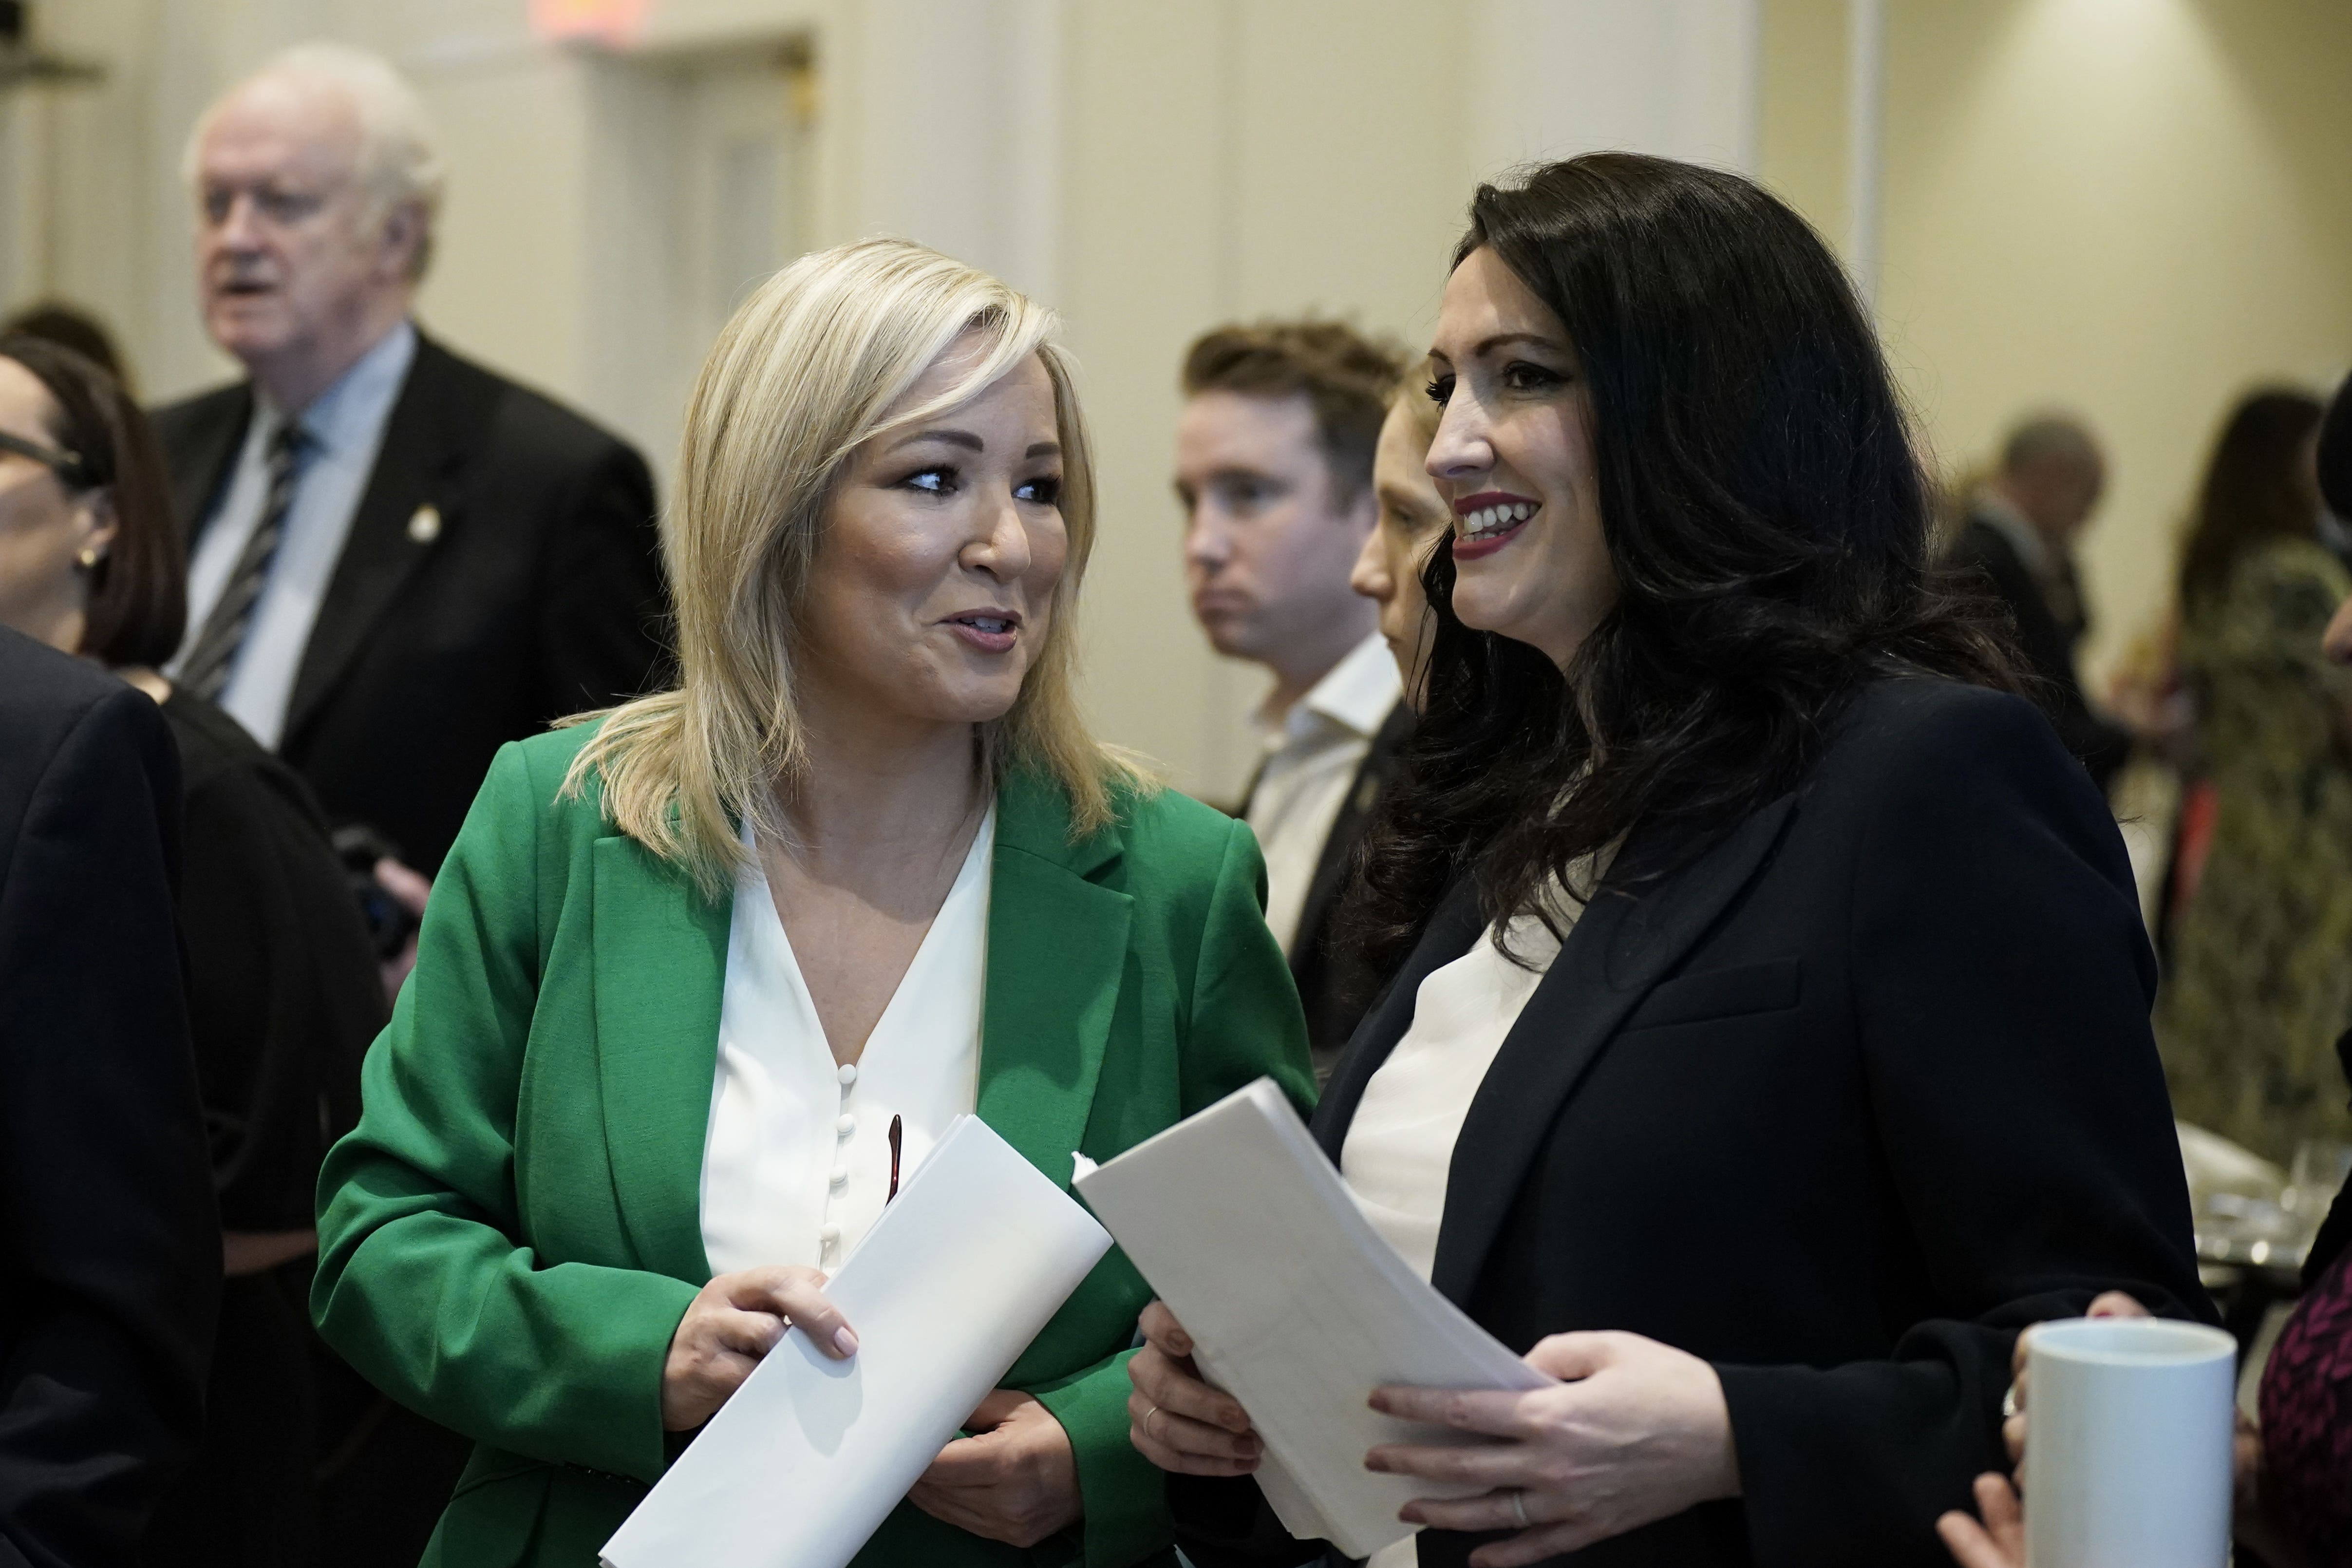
[2,19,2350,1568]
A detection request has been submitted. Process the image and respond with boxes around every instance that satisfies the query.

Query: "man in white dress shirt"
[1174,321,1412,1076]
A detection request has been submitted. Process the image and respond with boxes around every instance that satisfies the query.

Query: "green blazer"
[311,725,1315,1568]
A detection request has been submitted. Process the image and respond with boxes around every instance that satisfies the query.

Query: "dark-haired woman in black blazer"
[1128,155,2209,1568]
[0,333,385,1565]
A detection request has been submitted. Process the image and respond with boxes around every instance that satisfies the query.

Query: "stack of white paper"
[602,1114,1111,1568]
[1074,1077,1551,1561]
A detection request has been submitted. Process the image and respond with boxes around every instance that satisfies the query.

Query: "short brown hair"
[1181,320,1405,501]
[0,336,186,668]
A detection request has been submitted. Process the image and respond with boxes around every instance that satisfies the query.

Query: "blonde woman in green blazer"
[311,239,1315,1568]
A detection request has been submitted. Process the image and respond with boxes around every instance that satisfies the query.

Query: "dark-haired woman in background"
[2154,389,2351,1166]
[1131,155,2206,1568]
[0,335,384,1564]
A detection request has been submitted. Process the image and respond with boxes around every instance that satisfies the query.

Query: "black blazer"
[1947,516,2131,793]
[140,691,383,1568]
[151,332,668,875]
[1289,700,1416,1078]
[161,691,381,1230]
[1174,678,2207,1568]
[0,630,219,1568]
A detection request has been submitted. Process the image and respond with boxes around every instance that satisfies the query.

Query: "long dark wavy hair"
[1353,154,2017,972]
[2175,388,2326,614]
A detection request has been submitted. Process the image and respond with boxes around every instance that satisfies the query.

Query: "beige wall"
[14,3,2346,790]
[1762,0,2352,685]
[1056,1,1484,801]
[0,0,1757,800]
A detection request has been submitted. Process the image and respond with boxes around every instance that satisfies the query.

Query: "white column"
[837,0,1063,300]
[1468,0,1764,179]
[994,0,1064,306]
[1844,0,1885,310]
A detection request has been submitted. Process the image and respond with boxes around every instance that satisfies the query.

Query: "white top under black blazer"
[1171,676,2209,1568]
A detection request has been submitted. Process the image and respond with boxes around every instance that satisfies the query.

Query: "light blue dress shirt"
[173,320,418,750]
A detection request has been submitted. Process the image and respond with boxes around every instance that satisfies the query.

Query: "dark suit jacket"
[1173,678,2207,1568]
[151,332,667,875]
[161,690,380,1229]
[1948,515,2132,792]
[1283,700,1415,1078]
[2319,369,2352,518]
[0,629,219,1568]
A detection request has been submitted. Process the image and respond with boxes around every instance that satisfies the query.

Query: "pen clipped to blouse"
[886,1115,903,1205]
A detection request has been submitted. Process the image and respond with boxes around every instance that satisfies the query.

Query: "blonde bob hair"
[564,237,1139,896]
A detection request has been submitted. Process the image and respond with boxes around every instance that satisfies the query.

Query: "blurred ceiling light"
[529,0,655,48]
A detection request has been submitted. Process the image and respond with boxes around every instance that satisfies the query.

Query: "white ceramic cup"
[2021,1316,2237,1568]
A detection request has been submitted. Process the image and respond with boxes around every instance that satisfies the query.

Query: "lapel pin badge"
[407,504,442,545]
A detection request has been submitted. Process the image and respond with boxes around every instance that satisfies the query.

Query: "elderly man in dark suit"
[0,626,218,1568]
[151,43,666,897]
[1947,413,2135,793]
[149,42,665,1564]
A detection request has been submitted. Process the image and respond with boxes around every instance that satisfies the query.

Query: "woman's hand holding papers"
[909,1388,1082,1547]
[1128,1301,1265,1476]
[659,1266,858,1431]
[1364,1330,1738,1568]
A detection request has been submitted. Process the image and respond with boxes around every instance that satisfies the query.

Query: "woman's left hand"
[2000,1289,2148,1463]
[1936,1474,2024,1568]
[908,1388,1081,1548]
[1367,1331,1740,1568]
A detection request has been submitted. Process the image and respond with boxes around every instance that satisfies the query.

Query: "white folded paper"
[602,1114,1112,1568]
[1074,1077,1551,1561]
[2022,1316,2237,1568]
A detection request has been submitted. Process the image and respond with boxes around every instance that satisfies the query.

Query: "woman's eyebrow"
[1469,331,1567,357]
[892,427,985,453]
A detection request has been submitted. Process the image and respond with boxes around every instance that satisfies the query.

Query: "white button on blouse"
[698,808,995,1277]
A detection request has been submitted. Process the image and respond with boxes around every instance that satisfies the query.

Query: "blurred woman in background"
[2155,388,2352,1166]
[0,334,382,1564]
[1350,369,1452,699]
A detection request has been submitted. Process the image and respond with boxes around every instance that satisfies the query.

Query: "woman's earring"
[77,547,103,569]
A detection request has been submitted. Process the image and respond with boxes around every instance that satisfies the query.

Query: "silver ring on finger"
[2001,1383,2020,1420]
[1509,1489,1531,1529]
[1144,1403,1164,1442]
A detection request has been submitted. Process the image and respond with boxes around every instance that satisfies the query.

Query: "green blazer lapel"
[591,833,728,1282]
[978,774,1131,1190]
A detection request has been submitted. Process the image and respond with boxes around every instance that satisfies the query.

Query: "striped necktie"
[181,419,310,703]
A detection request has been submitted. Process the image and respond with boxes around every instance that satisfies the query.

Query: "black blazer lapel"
[283,337,491,743]
[1288,699,1415,985]
[1427,795,1799,1303]
[1310,873,1486,1163]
